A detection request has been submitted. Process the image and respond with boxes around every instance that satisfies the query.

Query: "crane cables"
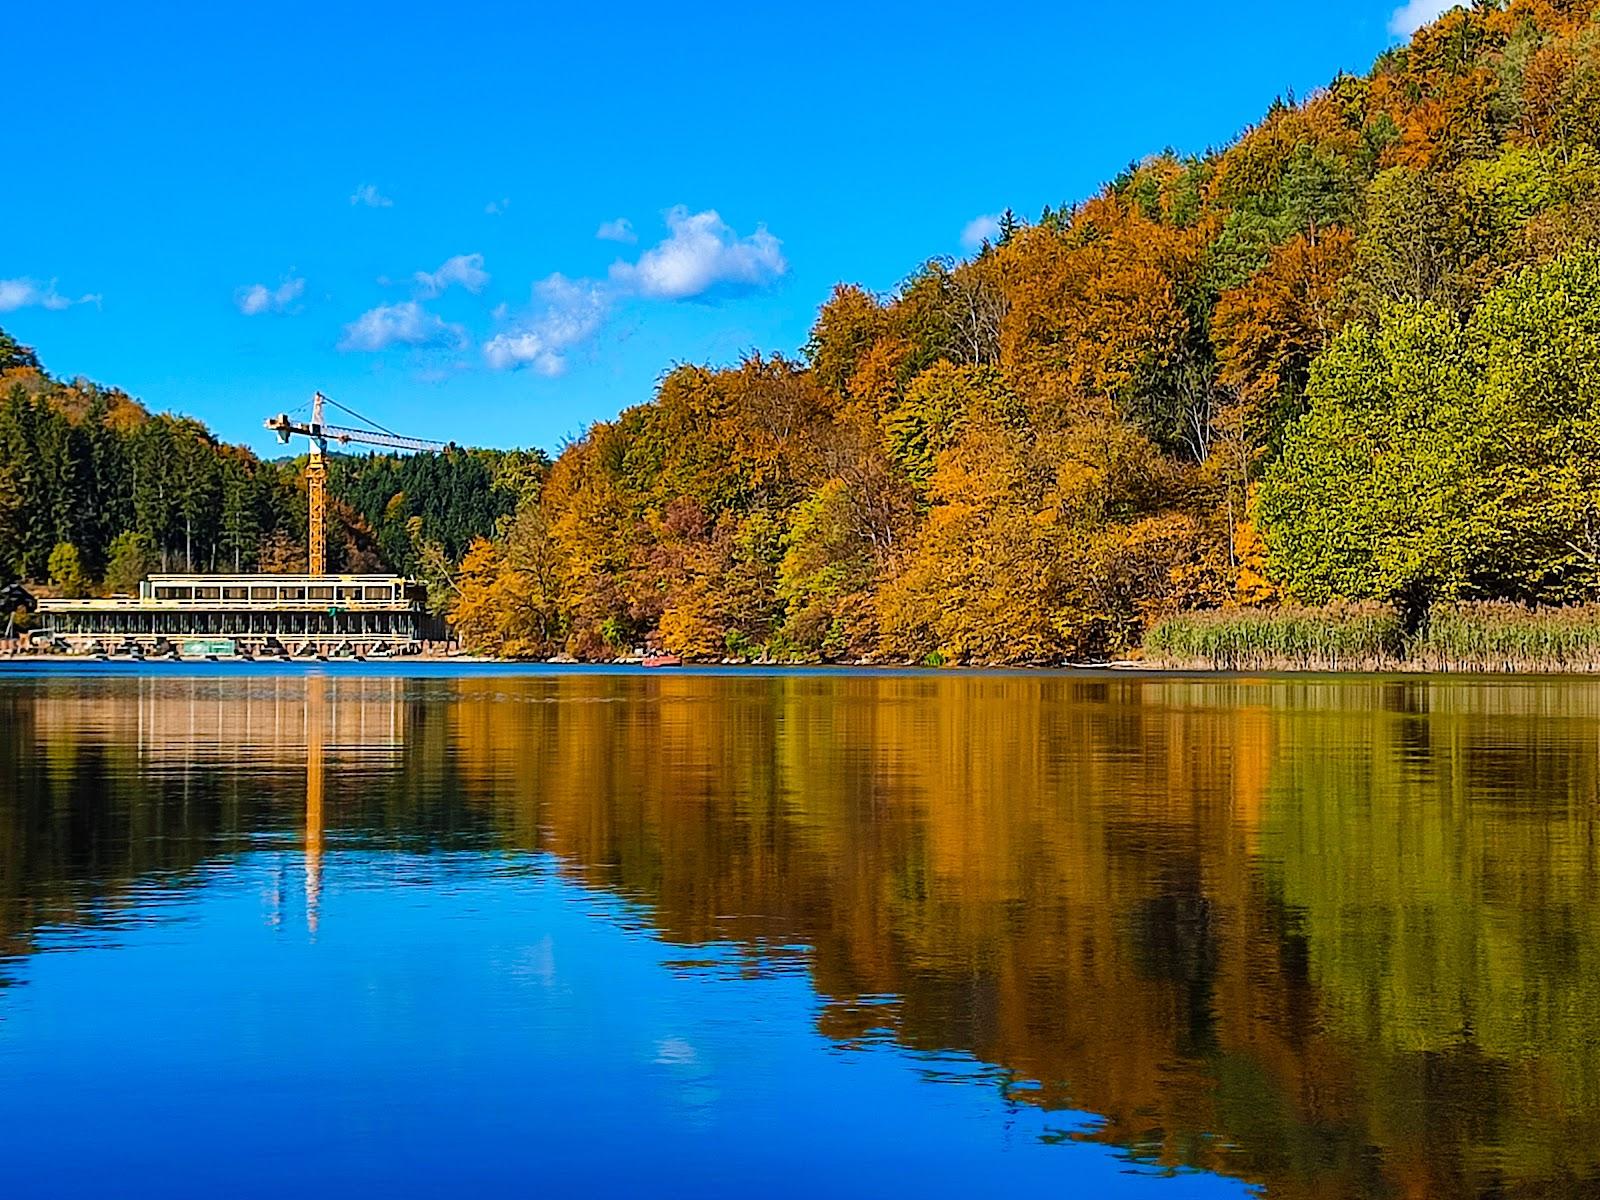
[319,393,401,439]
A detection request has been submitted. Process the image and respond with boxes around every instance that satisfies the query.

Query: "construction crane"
[266,392,445,576]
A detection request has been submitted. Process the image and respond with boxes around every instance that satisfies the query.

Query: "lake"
[1,664,1597,1198]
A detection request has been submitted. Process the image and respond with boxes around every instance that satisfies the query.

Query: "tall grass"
[1143,602,1600,673]
[1143,604,1406,671]
[1413,602,1600,672]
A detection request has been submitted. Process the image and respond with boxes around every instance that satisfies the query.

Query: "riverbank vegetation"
[1146,602,1600,672]
[1144,605,1407,672]
[10,4,1600,666]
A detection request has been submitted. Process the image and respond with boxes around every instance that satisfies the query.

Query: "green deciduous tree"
[47,541,89,598]
[1259,251,1600,606]
[103,530,156,596]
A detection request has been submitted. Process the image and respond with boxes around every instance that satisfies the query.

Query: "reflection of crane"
[266,392,446,576]
[305,673,325,936]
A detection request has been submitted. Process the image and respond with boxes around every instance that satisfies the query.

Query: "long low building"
[35,573,448,655]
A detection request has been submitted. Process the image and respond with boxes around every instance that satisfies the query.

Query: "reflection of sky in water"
[0,852,1247,1198]
[10,665,1600,1198]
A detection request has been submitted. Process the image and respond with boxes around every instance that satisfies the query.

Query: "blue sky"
[2,0,1453,456]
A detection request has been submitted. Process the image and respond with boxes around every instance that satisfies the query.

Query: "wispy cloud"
[595,217,637,243]
[0,280,70,312]
[350,183,394,208]
[0,277,90,313]
[1389,0,1459,36]
[413,253,489,298]
[608,207,786,300]
[235,276,306,316]
[338,301,466,353]
[484,274,607,376]
[485,197,511,216]
[960,213,1001,252]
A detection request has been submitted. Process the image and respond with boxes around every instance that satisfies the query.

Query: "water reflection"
[2,668,1598,1197]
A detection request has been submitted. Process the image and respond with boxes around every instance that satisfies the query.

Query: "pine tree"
[0,327,40,373]
[131,421,177,569]
[0,391,32,580]
[219,457,262,571]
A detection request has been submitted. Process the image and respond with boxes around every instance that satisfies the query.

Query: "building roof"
[143,573,412,584]
[37,574,426,614]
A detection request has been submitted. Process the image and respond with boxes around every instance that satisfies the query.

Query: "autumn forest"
[10,2,1600,663]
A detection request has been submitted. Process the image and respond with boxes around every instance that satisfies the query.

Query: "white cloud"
[486,197,511,215]
[0,277,81,313]
[338,301,466,353]
[479,205,786,378]
[235,276,306,316]
[483,274,608,376]
[350,183,394,208]
[413,253,490,297]
[960,213,1002,252]
[1389,0,1460,36]
[608,207,786,300]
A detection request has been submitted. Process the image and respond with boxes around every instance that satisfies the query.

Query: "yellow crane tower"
[265,392,446,576]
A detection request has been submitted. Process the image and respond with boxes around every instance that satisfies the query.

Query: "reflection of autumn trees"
[5,674,1600,1198]
[449,674,1600,1198]
[444,676,1307,1180]
[0,680,266,963]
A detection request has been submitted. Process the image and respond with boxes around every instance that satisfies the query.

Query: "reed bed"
[1412,602,1600,673]
[1142,604,1407,672]
[1143,602,1600,673]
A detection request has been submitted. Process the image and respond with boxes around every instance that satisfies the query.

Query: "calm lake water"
[2,665,1598,1198]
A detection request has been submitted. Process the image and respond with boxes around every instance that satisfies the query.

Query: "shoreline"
[7,652,1600,679]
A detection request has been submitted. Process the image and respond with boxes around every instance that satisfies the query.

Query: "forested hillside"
[10,4,1600,660]
[449,0,1600,661]
[0,329,529,600]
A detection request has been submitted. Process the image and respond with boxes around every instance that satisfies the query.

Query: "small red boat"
[642,653,683,669]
